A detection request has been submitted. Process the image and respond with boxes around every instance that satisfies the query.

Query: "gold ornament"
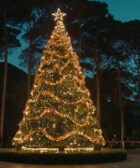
[52,123,56,129]
[74,108,78,113]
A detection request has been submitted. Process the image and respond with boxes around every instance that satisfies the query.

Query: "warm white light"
[52,8,66,21]
[22,146,94,153]
[12,7,105,150]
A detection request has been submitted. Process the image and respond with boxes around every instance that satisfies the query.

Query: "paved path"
[0,149,140,168]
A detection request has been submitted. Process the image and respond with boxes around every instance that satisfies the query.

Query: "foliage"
[0,63,28,147]
[0,148,127,164]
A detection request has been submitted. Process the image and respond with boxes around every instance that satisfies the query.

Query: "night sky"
[1,0,140,72]
[93,0,140,22]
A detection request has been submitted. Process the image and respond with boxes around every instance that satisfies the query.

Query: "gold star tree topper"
[52,8,66,21]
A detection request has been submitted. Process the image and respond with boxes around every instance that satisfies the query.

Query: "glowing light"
[12,8,105,150]
[52,8,66,21]
[22,147,95,153]
[18,128,104,144]
[24,108,93,127]
[29,91,86,105]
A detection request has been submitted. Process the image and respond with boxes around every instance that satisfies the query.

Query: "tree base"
[0,148,127,164]
[59,147,64,153]
[94,145,101,151]
[21,146,95,153]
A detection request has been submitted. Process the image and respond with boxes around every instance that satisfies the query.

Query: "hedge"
[0,148,127,164]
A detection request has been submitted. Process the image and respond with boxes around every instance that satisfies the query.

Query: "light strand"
[14,128,102,144]
[24,108,93,127]
[28,91,85,106]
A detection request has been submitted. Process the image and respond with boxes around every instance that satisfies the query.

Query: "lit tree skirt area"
[0,148,127,164]
[22,146,94,153]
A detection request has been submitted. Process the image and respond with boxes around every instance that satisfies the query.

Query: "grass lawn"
[0,148,127,164]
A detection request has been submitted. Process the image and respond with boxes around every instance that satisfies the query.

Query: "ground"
[0,149,140,168]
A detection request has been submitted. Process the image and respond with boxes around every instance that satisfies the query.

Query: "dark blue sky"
[94,0,140,22]
[2,0,140,71]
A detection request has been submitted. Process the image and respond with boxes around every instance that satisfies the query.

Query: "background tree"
[109,21,137,148]
[120,21,140,102]
[80,1,115,124]
[0,0,21,147]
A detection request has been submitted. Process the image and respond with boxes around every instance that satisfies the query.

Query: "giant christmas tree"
[12,8,105,152]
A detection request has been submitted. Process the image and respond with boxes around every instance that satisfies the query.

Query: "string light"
[24,108,93,127]
[15,128,104,144]
[12,8,105,150]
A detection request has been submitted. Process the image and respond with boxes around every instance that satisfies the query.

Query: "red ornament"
[60,48,65,54]
[95,137,100,142]
[50,109,55,112]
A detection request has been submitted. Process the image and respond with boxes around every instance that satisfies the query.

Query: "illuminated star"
[52,8,66,21]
